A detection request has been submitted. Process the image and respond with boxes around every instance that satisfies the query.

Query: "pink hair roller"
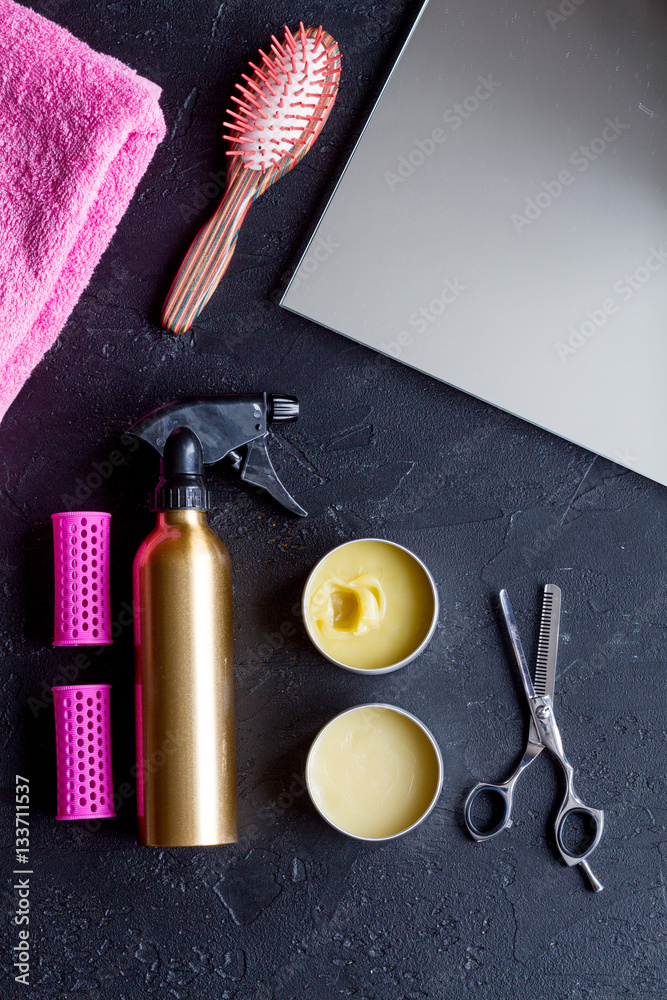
[52,511,112,646]
[53,684,116,820]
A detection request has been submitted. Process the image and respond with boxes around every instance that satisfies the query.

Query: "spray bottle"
[128,393,305,847]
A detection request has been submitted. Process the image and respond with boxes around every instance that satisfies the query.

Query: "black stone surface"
[1,1,666,998]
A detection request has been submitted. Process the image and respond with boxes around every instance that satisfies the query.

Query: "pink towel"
[0,0,166,423]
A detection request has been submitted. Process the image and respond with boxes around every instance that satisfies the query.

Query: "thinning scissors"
[464,585,604,892]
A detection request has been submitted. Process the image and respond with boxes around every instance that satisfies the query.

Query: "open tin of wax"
[306,703,443,841]
[302,538,439,674]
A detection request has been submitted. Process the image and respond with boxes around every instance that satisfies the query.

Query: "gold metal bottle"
[132,420,238,847]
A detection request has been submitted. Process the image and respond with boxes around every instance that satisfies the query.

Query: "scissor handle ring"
[555,804,604,865]
[464,782,512,841]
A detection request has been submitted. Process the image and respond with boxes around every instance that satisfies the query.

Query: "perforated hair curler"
[53,684,115,820]
[52,511,112,646]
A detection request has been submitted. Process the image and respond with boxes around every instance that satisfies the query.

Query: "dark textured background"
[1,1,666,997]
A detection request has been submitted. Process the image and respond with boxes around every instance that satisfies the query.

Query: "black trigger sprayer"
[126,393,305,847]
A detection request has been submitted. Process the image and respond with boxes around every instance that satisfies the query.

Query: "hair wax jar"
[302,538,438,673]
[306,703,443,840]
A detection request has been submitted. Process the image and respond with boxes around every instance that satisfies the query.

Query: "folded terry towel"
[0,0,166,423]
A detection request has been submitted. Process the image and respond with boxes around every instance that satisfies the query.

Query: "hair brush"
[161,23,341,335]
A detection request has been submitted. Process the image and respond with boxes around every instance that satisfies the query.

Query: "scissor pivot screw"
[536,705,550,721]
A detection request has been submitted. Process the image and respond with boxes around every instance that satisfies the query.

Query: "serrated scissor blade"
[534,584,561,700]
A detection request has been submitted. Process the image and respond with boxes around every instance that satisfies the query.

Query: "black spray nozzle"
[268,395,299,423]
[128,393,306,517]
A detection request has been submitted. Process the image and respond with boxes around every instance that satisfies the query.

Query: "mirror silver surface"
[282,0,667,486]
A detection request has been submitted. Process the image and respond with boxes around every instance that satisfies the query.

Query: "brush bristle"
[223,23,340,173]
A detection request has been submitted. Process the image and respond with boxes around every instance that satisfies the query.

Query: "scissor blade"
[534,583,561,700]
[499,589,536,702]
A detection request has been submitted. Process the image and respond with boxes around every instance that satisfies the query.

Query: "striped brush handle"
[162,169,261,334]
